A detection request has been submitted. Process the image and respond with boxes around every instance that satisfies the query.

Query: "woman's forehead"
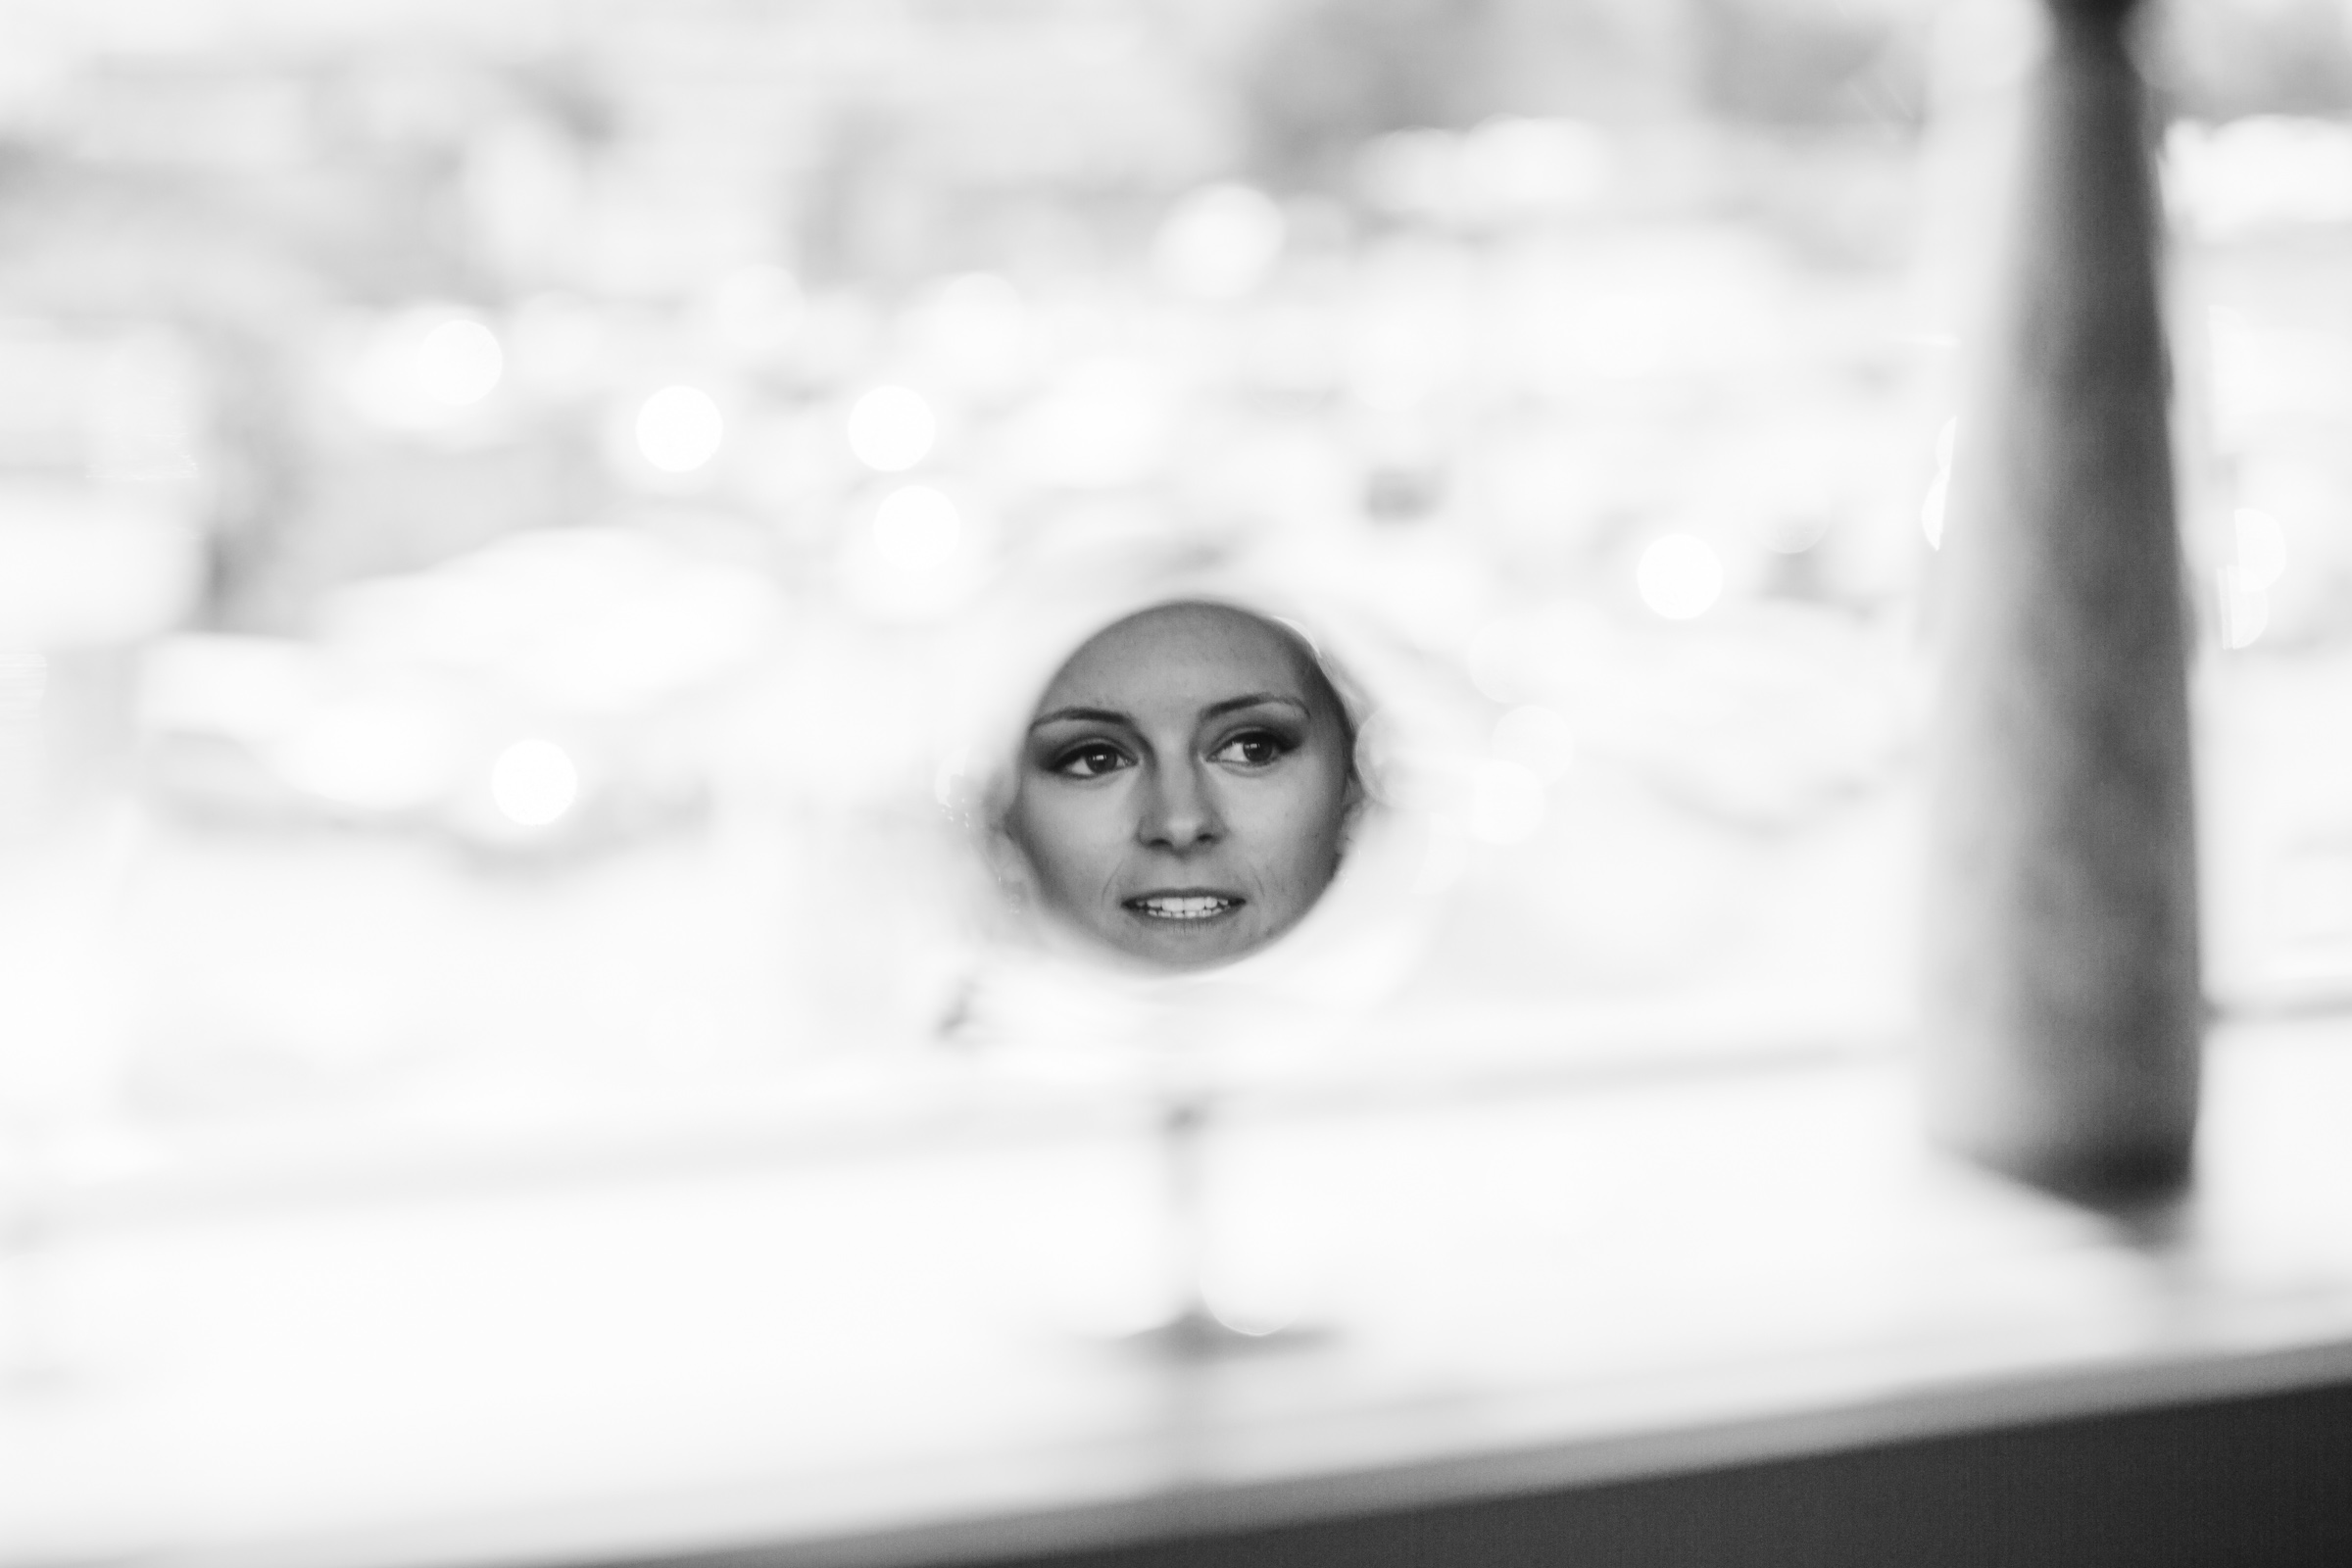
[1039,603,1317,711]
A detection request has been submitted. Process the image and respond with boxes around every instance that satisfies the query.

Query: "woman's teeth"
[1130,895,1237,920]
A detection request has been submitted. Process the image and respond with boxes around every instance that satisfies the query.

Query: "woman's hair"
[930,579,1389,953]
[937,574,1383,821]
[1239,604,1367,797]
[928,556,1449,1005]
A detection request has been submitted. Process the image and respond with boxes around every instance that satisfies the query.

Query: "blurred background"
[6,1,2352,1561]
[0,0,2347,1228]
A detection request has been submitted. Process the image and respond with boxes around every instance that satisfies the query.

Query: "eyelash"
[1047,729,1294,779]
[1051,742,1133,779]
[1210,729,1293,767]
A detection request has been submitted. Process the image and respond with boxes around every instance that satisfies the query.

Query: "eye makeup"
[1000,600,1358,968]
[1028,693,1314,778]
[1046,738,1134,778]
[1207,723,1299,767]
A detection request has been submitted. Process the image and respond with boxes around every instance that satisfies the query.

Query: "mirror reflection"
[999,601,1364,970]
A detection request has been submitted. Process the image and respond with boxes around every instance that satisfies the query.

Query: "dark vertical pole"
[1925,0,2201,1199]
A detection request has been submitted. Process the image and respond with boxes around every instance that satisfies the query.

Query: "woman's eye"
[1212,731,1290,767]
[1053,743,1131,778]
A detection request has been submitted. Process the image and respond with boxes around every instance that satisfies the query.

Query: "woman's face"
[1004,603,1355,969]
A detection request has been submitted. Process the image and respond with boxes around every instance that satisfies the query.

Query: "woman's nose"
[1137,760,1223,852]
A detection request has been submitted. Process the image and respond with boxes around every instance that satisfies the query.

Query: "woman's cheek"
[1268,780,1348,892]
[1051,787,1130,877]
[1257,779,1335,852]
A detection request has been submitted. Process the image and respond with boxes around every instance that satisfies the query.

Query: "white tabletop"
[8,1017,2352,1568]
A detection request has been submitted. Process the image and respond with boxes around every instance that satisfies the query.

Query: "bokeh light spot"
[416,318,503,406]
[636,386,724,473]
[848,385,937,471]
[1152,183,1285,301]
[1637,534,1723,620]
[873,485,961,570]
[491,738,578,826]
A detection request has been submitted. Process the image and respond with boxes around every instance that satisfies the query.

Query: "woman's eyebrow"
[1029,705,1133,729]
[1200,692,1308,720]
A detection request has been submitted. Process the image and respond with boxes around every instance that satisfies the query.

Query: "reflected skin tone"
[1004,603,1357,970]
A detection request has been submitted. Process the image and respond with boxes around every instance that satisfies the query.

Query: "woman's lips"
[1123,892,1245,921]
